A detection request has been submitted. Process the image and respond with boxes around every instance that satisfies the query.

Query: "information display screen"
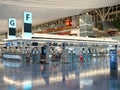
[24,23,31,33]
[9,28,16,35]
[6,42,12,47]
[32,42,38,46]
[41,46,46,55]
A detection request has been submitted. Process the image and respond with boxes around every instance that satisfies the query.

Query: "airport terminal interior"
[0,0,120,90]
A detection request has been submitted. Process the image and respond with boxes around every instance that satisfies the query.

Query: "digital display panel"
[9,28,16,35]
[24,23,31,33]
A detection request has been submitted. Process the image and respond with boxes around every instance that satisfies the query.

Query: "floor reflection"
[1,56,120,90]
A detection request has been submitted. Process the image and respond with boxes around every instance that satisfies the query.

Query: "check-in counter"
[3,52,22,60]
[92,52,107,57]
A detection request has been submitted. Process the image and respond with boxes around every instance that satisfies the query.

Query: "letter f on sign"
[26,14,30,21]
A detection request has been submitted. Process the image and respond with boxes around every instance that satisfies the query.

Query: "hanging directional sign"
[9,18,16,28]
[24,12,32,24]
[23,12,32,39]
[8,18,16,39]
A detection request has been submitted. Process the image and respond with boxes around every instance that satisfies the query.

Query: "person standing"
[82,48,86,62]
[87,48,91,63]
[31,48,35,63]
[22,49,26,62]
[35,47,40,63]
[26,48,31,63]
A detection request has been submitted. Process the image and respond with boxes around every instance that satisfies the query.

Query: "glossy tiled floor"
[0,56,120,90]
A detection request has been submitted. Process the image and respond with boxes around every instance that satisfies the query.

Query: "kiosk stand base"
[110,70,118,77]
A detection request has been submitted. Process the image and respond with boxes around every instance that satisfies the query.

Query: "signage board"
[23,12,32,39]
[109,49,118,76]
[8,18,16,39]
[9,18,16,28]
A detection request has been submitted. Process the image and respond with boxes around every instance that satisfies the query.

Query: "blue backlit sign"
[110,49,117,70]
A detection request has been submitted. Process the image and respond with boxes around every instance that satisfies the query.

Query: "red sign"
[57,31,70,35]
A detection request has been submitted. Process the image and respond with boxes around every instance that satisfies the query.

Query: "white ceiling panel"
[0,0,119,33]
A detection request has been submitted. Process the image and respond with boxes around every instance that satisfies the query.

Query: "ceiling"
[0,0,119,34]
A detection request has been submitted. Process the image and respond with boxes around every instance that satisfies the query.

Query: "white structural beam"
[95,7,112,21]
